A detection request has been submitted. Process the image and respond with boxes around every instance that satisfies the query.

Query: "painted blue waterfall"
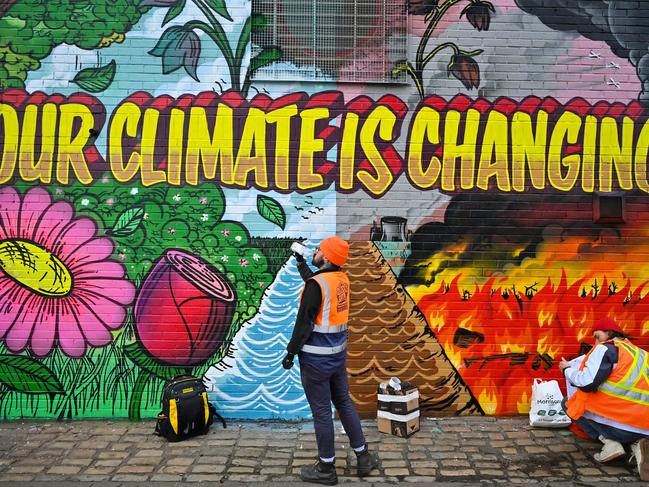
[205,251,316,419]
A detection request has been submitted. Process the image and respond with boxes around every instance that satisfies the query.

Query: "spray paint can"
[291,242,313,260]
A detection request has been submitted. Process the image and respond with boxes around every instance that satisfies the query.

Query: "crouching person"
[559,317,649,479]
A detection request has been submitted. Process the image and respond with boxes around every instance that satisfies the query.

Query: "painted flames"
[412,229,649,415]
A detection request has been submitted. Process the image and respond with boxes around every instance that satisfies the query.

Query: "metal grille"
[252,0,408,83]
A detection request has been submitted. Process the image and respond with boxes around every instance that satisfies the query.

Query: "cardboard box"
[377,385,419,415]
[377,410,420,438]
[376,381,420,437]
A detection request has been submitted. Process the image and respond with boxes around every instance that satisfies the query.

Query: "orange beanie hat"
[320,236,349,266]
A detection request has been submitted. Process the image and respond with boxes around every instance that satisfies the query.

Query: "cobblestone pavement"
[0,416,646,485]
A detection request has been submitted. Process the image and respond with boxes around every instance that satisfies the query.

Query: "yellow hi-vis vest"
[300,271,350,355]
[566,339,649,431]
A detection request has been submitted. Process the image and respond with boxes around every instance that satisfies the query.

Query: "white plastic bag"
[529,378,571,428]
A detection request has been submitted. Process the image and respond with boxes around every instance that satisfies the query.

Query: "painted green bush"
[0,0,144,88]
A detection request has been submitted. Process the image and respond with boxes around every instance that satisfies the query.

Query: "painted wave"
[205,244,319,419]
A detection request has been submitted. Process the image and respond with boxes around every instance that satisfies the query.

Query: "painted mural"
[1,0,649,420]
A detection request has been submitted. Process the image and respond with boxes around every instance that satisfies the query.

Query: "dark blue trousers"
[300,361,366,459]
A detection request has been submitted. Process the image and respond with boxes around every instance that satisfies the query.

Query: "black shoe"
[356,446,380,476]
[300,459,338,485]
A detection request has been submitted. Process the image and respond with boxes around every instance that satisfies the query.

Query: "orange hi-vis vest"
[300,271,350,355]
[566,339,649,431]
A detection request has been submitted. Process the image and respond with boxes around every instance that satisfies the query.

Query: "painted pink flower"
[239,258,249,267]
[0,187,135,358]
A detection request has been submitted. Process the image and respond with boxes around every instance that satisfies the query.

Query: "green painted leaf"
[251,14,267,33]
[110,206,145,237]
[149,26,186,57]
[392,61,409,75]
[71,60,117,93]
[162,0,186,26]
[124,342,189,381]
[0,354,63,394]
[204,0,232,21]
[250,47,282,74]
[257,195,286,230]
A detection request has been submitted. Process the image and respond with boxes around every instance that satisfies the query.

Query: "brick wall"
[0,0,648,419]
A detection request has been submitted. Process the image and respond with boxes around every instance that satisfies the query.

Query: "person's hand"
[559,357,570,372]
[282,353,295,370]
[293,252,304,263]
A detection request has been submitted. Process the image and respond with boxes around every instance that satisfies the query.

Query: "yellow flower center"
[98,32,125,48]
[0,240,72,297]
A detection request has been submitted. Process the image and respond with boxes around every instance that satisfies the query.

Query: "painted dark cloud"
[514,0,649,105]
[398,191,648,287]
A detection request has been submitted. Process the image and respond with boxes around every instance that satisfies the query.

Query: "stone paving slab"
[0,417,646,484]
[0,483,647,487]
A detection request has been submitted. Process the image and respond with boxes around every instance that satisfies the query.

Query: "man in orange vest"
[282,236,379,485]
[559,317,649,479]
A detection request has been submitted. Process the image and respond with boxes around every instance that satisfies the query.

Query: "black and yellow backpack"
[155,375,226,442]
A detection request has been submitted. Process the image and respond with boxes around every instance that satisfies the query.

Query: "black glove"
[293,252,304,263]
[282,352,295,370]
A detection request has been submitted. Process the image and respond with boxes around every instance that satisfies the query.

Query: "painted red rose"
[134,250,237,366]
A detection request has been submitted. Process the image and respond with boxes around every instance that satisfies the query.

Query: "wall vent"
[251,0,408,83]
